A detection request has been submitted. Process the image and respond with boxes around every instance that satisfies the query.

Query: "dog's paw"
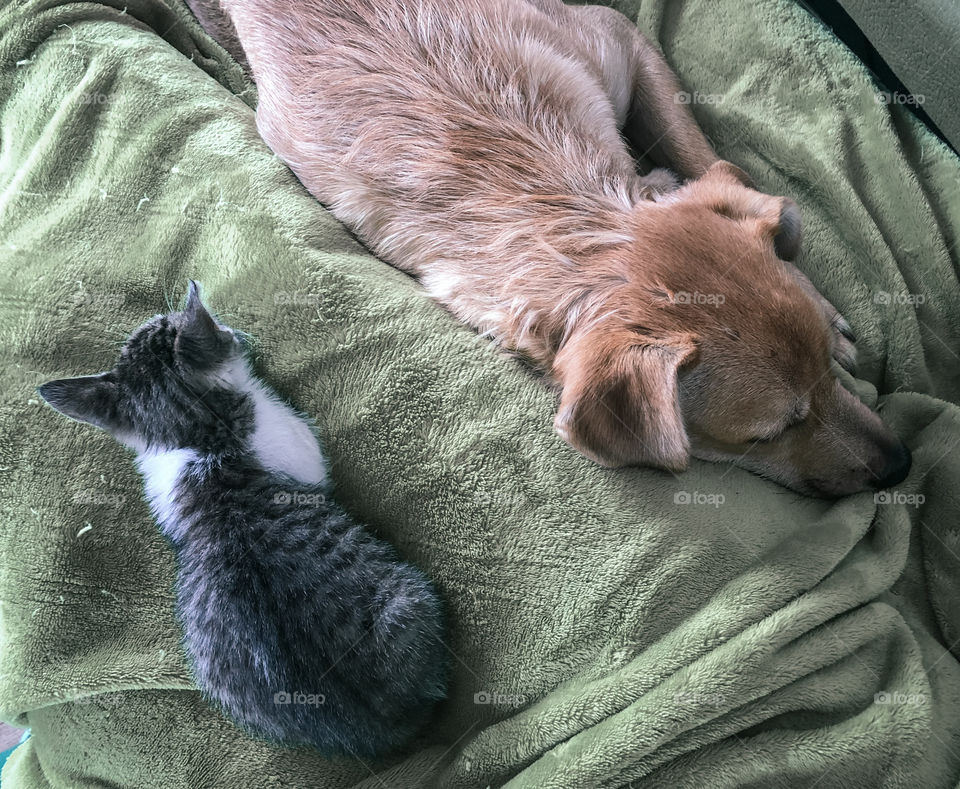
[811,292,857,374]
[780,261,857,374]
[830,313,857,374]
[635,168,680,201]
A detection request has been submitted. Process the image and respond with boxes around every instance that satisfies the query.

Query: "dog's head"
[553,162,910,498]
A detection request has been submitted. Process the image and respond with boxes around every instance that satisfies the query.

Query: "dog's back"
[214,0,657,357]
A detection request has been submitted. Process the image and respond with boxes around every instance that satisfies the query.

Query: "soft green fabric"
[1,0,959,786]
[836,0,960,156]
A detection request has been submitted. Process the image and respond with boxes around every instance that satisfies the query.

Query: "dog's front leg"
[575,5,720,181]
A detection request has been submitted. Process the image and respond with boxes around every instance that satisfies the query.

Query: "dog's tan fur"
[192,0,910,496]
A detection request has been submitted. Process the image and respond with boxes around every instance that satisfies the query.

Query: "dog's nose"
[872,442,912,489]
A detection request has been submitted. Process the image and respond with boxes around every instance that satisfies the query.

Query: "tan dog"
[189,0,911,497]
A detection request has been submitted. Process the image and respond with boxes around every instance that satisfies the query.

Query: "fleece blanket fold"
[1,0,959,786]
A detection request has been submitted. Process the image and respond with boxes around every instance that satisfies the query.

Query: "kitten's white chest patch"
[215,358,328,487]
[136,448,200,526]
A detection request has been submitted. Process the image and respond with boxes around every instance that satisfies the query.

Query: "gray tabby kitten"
[39,282,447,757]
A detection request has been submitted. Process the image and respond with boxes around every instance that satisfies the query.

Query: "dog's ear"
[553,328,697,471]
[699,163,802,260]
[703,160,755,189]
[758,197,802,261]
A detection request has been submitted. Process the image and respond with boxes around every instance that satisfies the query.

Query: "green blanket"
[2,0,960,786]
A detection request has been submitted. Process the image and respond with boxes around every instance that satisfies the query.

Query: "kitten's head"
[39,281,252,453]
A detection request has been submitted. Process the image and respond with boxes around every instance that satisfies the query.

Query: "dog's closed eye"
[745,404,809,444]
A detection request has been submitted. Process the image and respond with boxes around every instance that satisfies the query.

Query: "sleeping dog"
[187,0,911,497]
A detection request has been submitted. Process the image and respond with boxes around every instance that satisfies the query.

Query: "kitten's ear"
[38,374,120,431]
[182,280,220,336]
[176,280,231,366]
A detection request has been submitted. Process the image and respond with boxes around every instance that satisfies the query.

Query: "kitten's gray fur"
[39,282,447,757]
